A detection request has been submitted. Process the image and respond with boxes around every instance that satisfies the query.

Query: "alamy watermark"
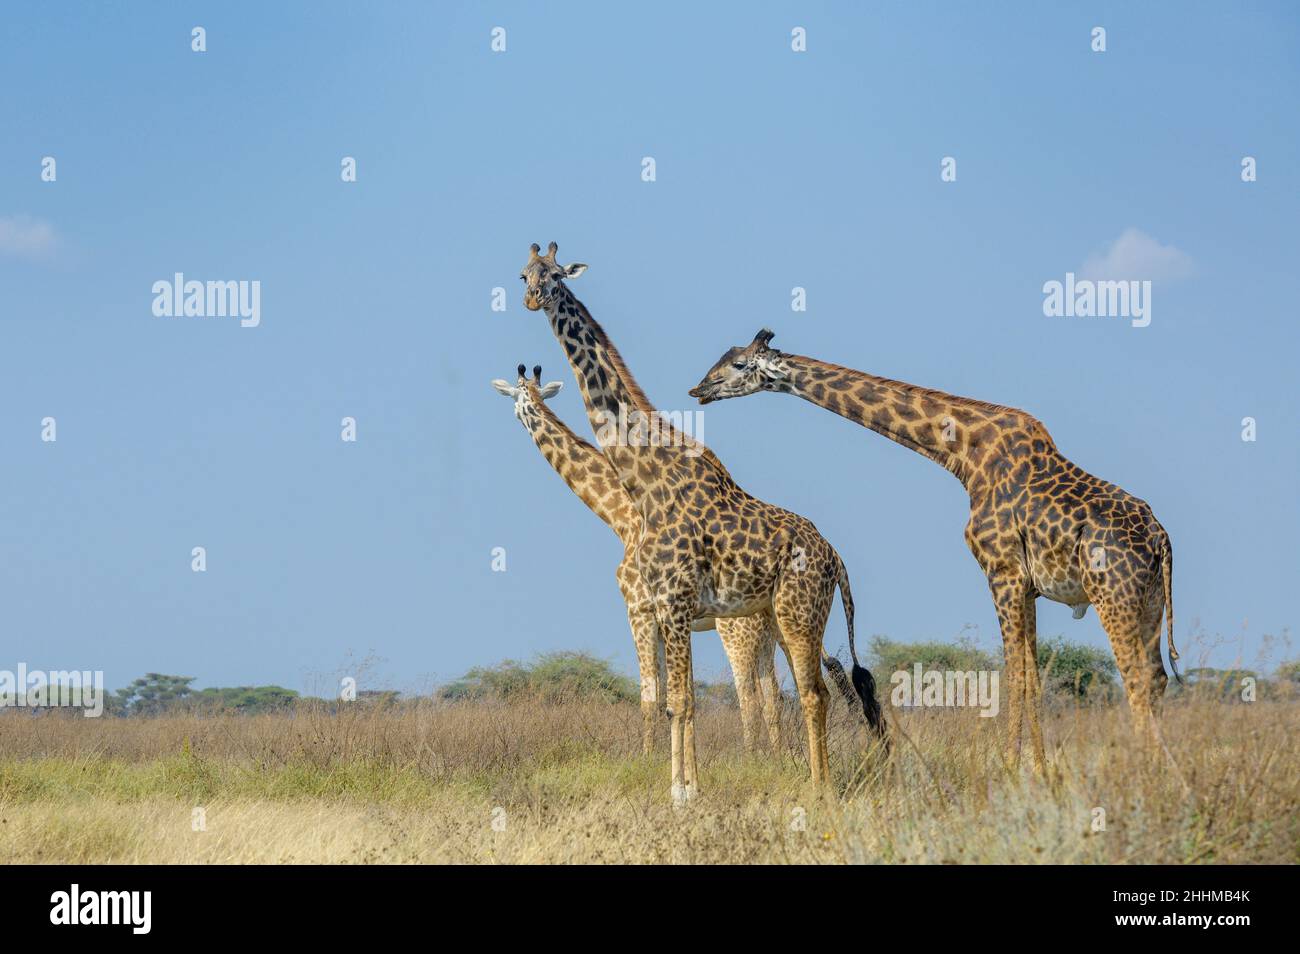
[1042,272,1151,328]
[594,404,706,458]
[152,273,261,328]
[890,664,1000,718]
[50,884,150,934]
[0,664,105,717]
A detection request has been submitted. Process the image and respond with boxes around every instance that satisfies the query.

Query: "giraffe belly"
[1035,575,1089,611]
[695,577,766,619]
[1028,543,1089,612]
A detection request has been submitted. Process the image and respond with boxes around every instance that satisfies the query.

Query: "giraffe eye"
[732,361,747,370]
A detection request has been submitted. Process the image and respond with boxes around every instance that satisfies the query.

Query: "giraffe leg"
[1140,587,1169,713]
[620,562,664,756]
[664,635,691,806]
[756,612,783,751]
[718,616,762,753]
[1021,592,1046,774]
[656,602,698,806]
[627,602,662,755]
[783,635,830,784]
[774,630,798,755]
[682,636,699,798]
[1081,534,1171,747]
[1095,597,1160,746]
[656,635,667,723]
[988,571,1031,770]
[772,602,832,786]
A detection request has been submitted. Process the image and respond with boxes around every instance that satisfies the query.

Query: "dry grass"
[0,692,1296,864]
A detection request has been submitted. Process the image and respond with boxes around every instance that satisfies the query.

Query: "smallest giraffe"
[491,364,784,754]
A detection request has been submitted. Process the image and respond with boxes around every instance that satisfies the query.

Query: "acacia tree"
[114,673,195,715]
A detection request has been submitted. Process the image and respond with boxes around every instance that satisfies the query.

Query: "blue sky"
[2,2,1297,693]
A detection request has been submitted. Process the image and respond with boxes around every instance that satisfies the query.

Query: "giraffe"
[689,329,1181,771]
[489,363,783,754]
[519,243,885,804]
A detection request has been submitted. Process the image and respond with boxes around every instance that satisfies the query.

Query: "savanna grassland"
[1,685,1296,864]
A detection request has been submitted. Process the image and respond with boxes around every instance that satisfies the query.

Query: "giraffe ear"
[538,381,564,400]
[562,263,587,279]
[490,379,517,397]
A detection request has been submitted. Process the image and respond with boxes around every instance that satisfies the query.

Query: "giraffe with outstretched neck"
[490,363,783,754]
[690,329,1180,771]
[520,244,885,803]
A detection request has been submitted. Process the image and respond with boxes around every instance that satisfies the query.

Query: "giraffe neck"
[543,284,725,503]
[770,352,1039,492]
[520,401,637,540]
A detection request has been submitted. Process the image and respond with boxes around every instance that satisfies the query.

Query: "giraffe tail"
[1161,537,1182,685]
[823,552,886,739]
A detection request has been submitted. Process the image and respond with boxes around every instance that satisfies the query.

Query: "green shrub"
[867,636,997,675]
[114,673,196,715]
[1035,636,1118,698]
[191,685,300,713]
[438,652,637,704]
[109,674,301,716]
[868,634,1118,700]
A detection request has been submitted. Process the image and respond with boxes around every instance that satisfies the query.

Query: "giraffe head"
[688,328,787,404]
[491,363,564,427]
[520,242,588,311]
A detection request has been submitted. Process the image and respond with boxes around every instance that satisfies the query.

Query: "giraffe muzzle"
[688,383,718,404]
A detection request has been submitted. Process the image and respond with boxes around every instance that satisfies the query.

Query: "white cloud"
[1080,228,1192,282]
[0,214,57,258]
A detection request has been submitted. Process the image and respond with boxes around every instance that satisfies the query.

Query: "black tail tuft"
[823,654,888,744]
[852,663,886,738]
[822,654,855,707]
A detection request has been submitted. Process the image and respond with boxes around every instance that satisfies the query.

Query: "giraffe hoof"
[671,782,689,807]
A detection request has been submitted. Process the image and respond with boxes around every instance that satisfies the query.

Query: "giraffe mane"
[525,378,639,538]
[530,386,601,455]
[793,354,1038,423]
[569,294,734,480]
